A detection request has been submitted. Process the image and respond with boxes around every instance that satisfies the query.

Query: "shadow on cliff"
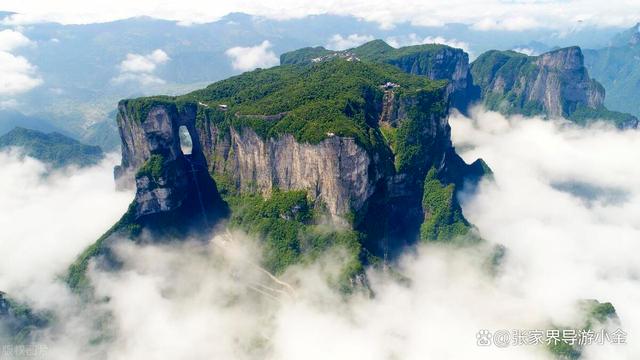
[134,157,230,242]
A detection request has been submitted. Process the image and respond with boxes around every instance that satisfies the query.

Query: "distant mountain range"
[0,127,104,168]
[0,12,633,150]
[584,23,640,117]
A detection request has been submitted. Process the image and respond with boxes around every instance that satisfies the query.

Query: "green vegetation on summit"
[280,39,452,69]
[123,59,446,152]
[470,47,638,128]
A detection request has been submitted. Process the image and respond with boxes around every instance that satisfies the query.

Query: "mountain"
[281,40,479,113]
[0,110,67,136]
[583,23,640,118]
[66,57,488,291]
[608,22,640,47]
[470,47,638,128]
[281,41,638,128]
[0,127,104,168]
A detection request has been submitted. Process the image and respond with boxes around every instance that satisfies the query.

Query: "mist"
[452,108,640,359]
[0,150,132,307]
[3,108,640,359]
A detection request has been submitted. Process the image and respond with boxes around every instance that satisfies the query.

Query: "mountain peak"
[609,22,640,47]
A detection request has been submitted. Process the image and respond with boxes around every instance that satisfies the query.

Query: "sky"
[2,0,640,30]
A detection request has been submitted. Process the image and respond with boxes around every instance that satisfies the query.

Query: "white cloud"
[0,29,41,96]
[119,49,169,73]
[325,33,374,50]
[512,47,538,56]
[0,50,42,95]
[113,49,170,85]
[0,29,32,51]
[225,40,279,71]
[450,108,640,359]
[386,33,471,54]
[0,151,132,304]
[3,0,640,31]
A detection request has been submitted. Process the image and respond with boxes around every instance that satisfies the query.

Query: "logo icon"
[477,329,492,346]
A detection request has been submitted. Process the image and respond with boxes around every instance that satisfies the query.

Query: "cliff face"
[383,45,479,114]
[210,128,381,225]
[114,94,455,228]
[471,47,638,127]
[115,105,385,226]
[115,102,226,224]
[535,47,604,115]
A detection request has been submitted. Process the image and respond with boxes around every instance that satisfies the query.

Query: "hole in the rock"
[178,125,193,155]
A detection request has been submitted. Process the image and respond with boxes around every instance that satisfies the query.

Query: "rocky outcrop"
[223,129,380,224]
[471,46,638,127]
[115,101,226,224]
[384,45,479,114]
[115,102,383,226]
[535,47,604,115]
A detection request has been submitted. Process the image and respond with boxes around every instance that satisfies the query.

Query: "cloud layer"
[3,109,640,359]
[452,109,640,358]
[2,0,640,31]
[0,151,132,305]
[225,40,279,71]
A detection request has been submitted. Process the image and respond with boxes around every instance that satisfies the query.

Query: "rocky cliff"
[115,102,227,227]
[67,53,488,293]
[280,40,479,114]
[471,47,638,128]
[114,59,486,248]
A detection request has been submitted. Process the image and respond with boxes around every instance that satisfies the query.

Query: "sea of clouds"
[1,108,639,359]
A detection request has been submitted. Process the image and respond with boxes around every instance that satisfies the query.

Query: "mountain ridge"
[0,127,104,168]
